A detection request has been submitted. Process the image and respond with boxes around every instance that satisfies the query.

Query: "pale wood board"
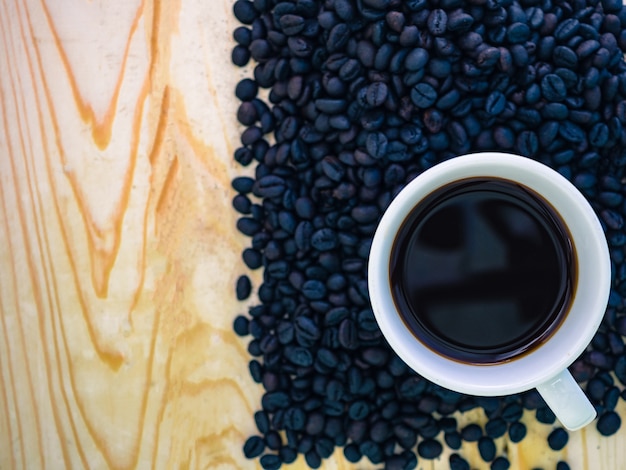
[1,1,625,469]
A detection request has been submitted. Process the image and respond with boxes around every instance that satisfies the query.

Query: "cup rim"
[368,152,611,396]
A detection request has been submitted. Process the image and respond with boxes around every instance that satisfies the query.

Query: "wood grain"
[1,1,626,469]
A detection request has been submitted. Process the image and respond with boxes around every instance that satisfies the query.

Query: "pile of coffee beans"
[229,0,626,468]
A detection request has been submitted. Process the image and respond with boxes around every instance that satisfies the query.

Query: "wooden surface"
[1,1,626,469]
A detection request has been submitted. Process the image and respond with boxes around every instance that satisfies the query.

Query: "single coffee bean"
[491,456,511,470]
[410,83,437,108]
[478,436,496,462]
[547,428,569,450]
[508,421,527,443]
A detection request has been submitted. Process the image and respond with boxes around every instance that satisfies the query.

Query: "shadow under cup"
[368,153,611,399]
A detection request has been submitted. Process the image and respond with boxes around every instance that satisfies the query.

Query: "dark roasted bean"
[542,74,567,102]
[243,435,265,458]
[351,205,379,224]
[485,418,507,438]
[410,83,437,108]
[242,248,263,269]
[555,18,579,42]
[586,351,615,370]
[507,22,530,43]
[491,457,511,470]
[597,410,621,435]
[508,421,527,443]
[450,454,470,470]
[417,439,443,459]
[602,209,624,230]
[543,103,568,120]
[234,315,250,336]
[516,130,538,156]
[359,441,382,465]
[278,15,305,38]
[237,217,262,236]
[444,431,462,450]
[502,403,523,423]
[304,450,321,469]
[437,89,461,110]
[461,424,482,442]
[366,82,388,107]
[327,23,350,52]
[493,126,515,148]
[427,9,447,36]
[233,0,258,24]
[448,11,474,32]
[343,443,361,463]
[374,43,394,71]
[315,98,347,114]
[428,58,452,78]
[236,78,259,101]
[477,46,501,67]
[554,46,578,68]
[311,228,337,251]
[478,436,496,462]
[604,386,620,410]
[366,132,388,158]
[253,175,286,198]
[547,428,569,451]
[404,47,430,71]
[485,91,506,116]
[285,345,314,366]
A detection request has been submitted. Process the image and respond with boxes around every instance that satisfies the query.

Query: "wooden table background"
[1,0,626,468]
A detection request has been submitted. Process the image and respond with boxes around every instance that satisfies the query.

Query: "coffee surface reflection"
[389,178,576,364]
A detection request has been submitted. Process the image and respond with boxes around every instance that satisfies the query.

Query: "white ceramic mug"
[368,152,611,431]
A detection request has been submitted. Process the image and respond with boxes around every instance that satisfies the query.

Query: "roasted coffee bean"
[444,431,462,450]
[477,46,501,67]
[450,454,470,470]
[508,421,527,443]
[615,355,626,385]
[410,83,437,108]
[547,428,569,451]
[404,48,429,72]
[535,406,556,425]
[448,11,474,32]
[304,450,321,468]
[542,74,567,101]
[478,436,496,462]
[427,9,447,36]
[516,130,538,156]
[233,0,258,25]
[485,418,507,439]
[244,436,266,458]
[255,410,270,434]
[236,78,259,101]
[491,457,511,470]
[604,386,620,410]
[501,403,523,423]
[461,424,482,442]
[343,443,361,463]
[485,91,506,116]
[236,275,252,300]
[597,410,622,435]
[234,315,250,336]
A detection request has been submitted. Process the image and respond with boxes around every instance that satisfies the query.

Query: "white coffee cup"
[368,152,611,431]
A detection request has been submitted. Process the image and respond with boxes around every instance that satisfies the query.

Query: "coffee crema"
[389,177,577,364]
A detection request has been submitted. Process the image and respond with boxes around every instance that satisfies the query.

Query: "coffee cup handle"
[535,369,597,431]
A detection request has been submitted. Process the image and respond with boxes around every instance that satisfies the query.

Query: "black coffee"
[390,177,576,364]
